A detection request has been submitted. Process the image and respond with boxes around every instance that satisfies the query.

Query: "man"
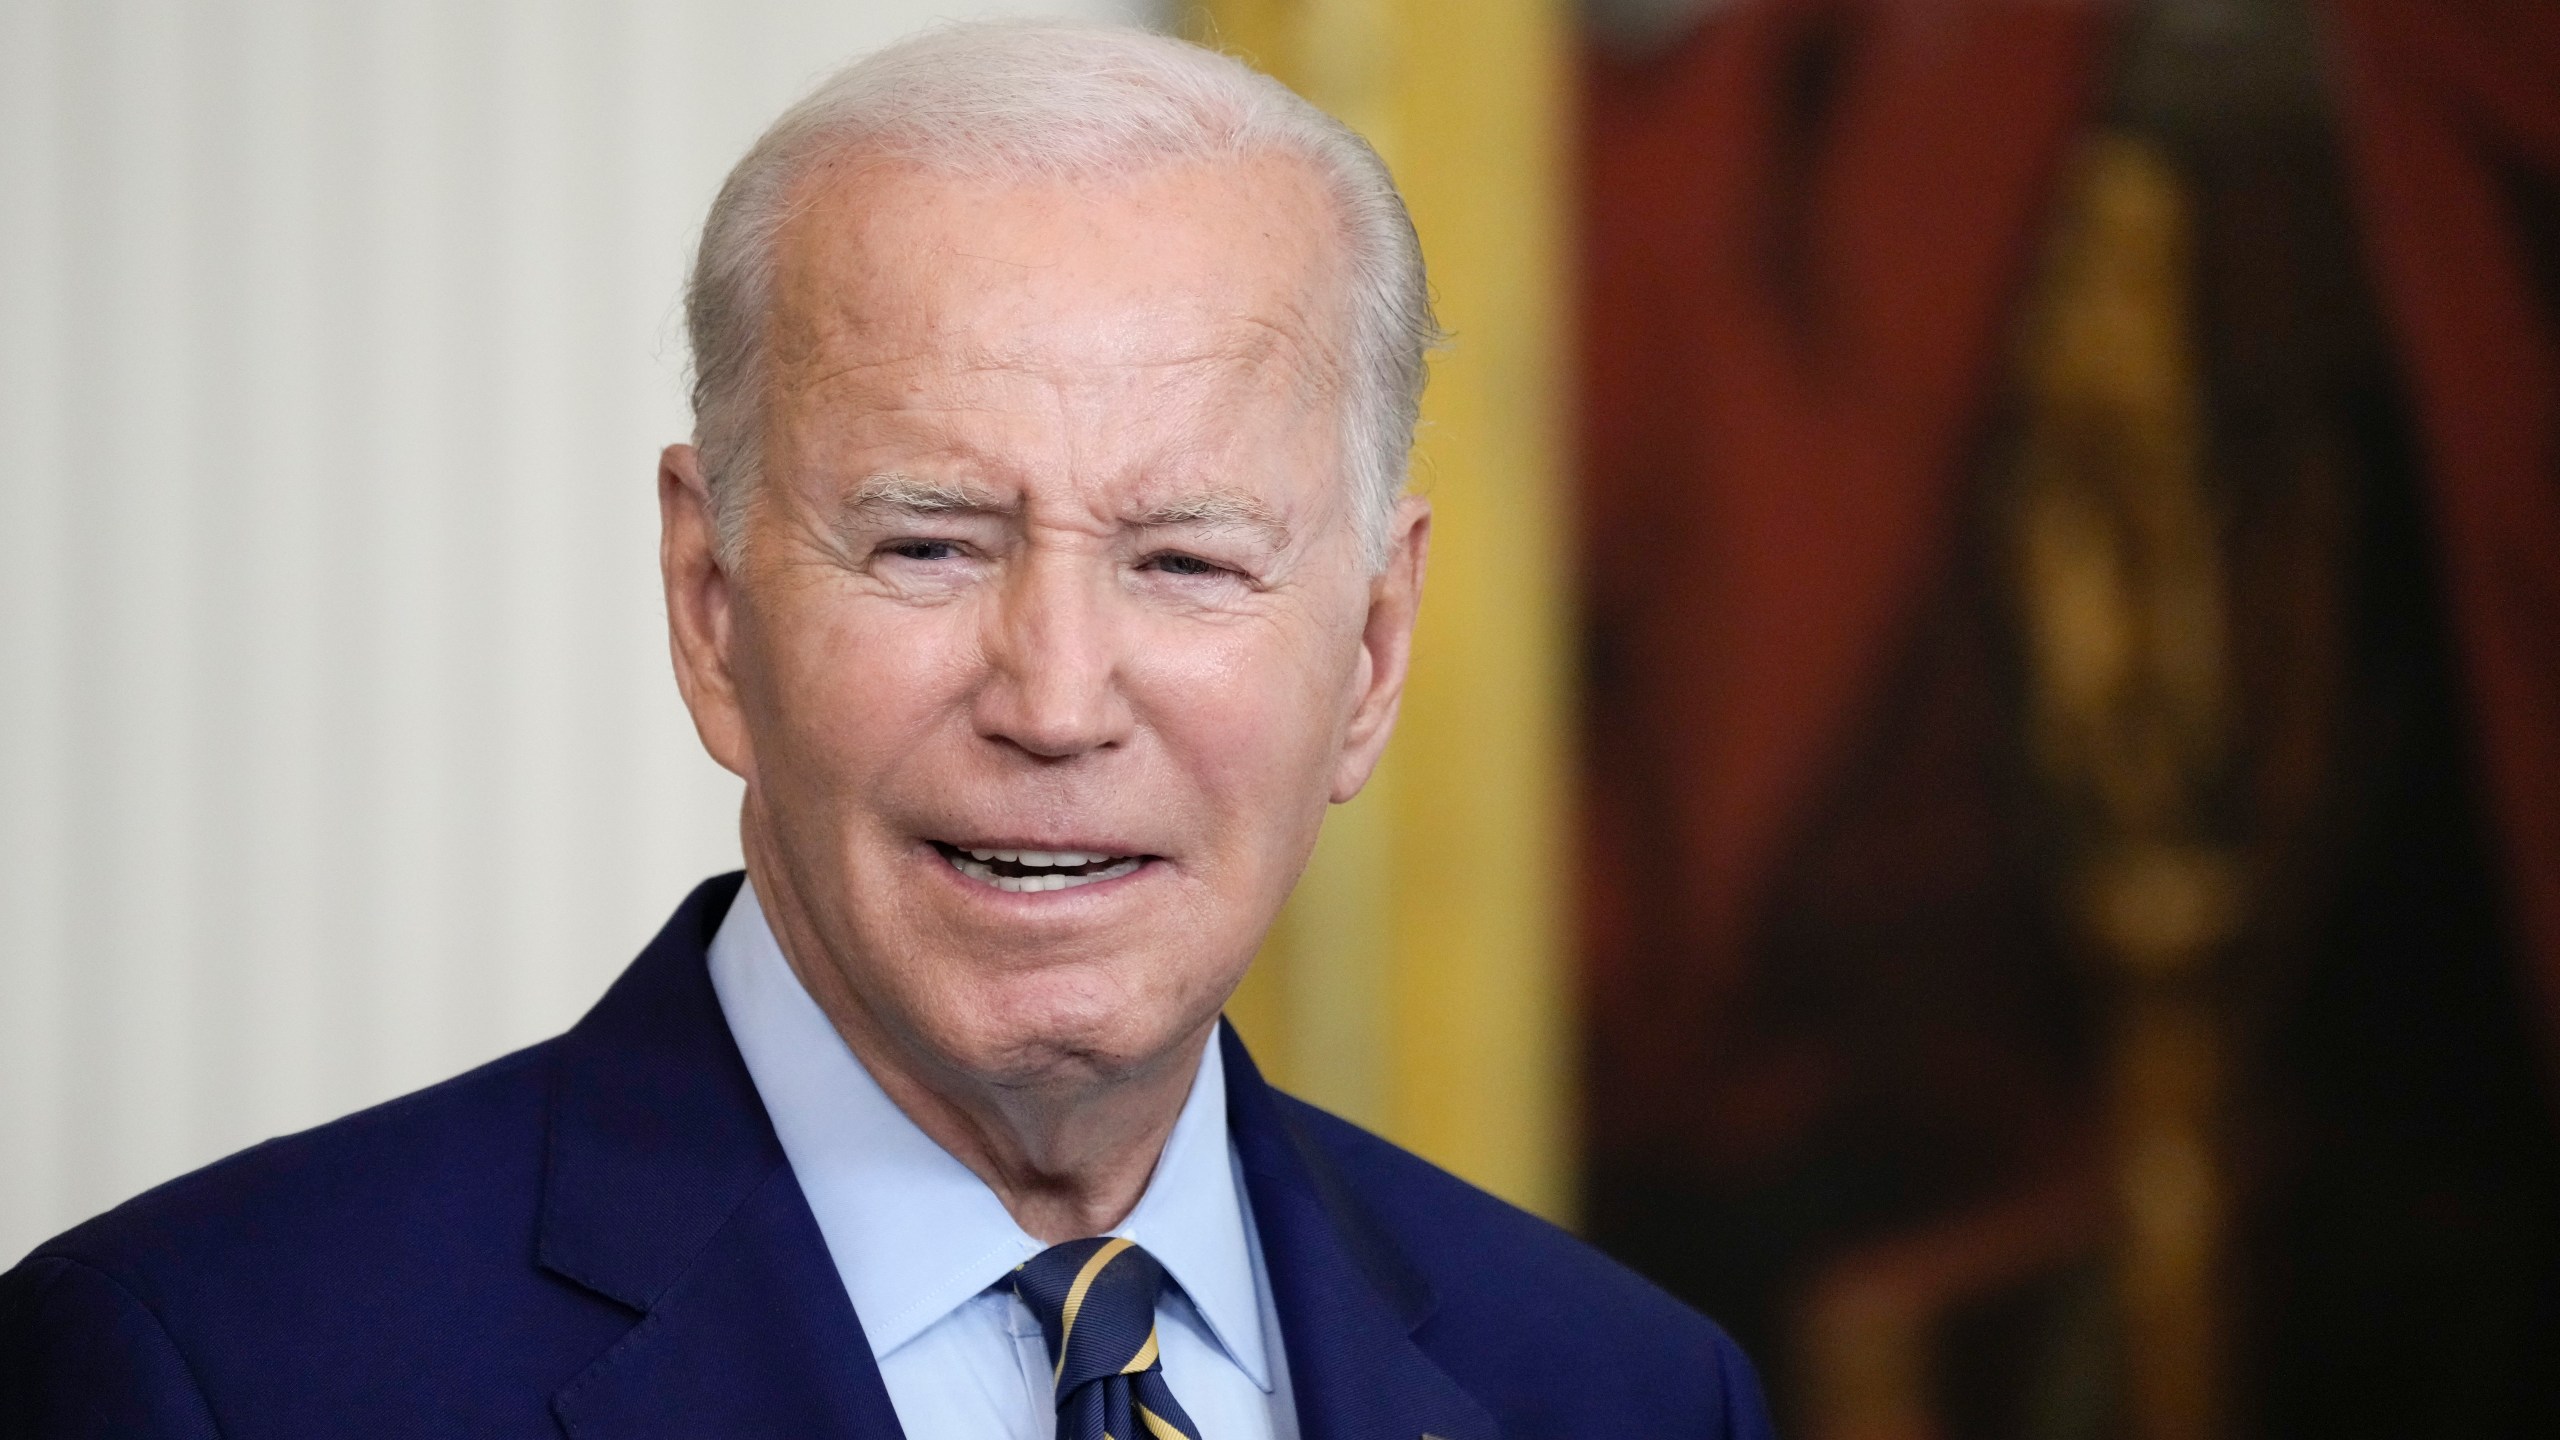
[2,22,1772,1438]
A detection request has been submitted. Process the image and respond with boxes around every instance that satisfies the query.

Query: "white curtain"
[0,0,1160,1262]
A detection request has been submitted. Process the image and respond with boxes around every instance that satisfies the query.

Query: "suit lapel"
[548,1166,905,1436]
[1223,1027,1501,1440]
[537,875,906,1438]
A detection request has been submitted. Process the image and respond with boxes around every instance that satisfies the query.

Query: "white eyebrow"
[842,474,1293,547]
[1134,490,1292,546]
[846,473,1008,514]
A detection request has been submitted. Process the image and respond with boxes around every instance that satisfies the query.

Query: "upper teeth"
[965,848,1113,866]
[945,847,1143,894]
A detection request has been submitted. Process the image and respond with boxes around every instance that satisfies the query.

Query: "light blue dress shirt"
[708,881,1299,1440]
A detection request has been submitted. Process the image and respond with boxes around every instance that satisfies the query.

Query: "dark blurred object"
[2328,0,2560,1062]
[1578,0,1730,60]
[2259,9,2560,1433]
[1576,0,2560,1435]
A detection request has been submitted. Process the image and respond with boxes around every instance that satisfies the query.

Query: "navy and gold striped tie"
[1011,1236,1202,1440]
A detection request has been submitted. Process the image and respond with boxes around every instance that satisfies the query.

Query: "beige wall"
[0,0,1161,1263]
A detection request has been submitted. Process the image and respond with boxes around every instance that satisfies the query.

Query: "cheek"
[1131,613,1356,831]
[743,584,978,797]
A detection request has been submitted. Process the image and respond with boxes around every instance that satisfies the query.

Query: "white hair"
[683,19,1438,569]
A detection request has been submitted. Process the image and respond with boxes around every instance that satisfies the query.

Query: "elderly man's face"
[663,153,1425,1095]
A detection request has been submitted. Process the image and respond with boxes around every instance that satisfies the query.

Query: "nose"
[972,548,1134,760]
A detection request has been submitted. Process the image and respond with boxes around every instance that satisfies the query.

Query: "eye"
[884,539,964,562]
[1143,551,1227,578]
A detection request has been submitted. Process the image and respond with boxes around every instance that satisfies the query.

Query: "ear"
[1331,494,1431,803]
[660,444,754,780]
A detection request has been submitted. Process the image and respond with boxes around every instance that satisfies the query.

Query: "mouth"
[930,842,1152,894]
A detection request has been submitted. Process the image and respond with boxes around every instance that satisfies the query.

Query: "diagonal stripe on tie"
[1013,1237,1203,1440]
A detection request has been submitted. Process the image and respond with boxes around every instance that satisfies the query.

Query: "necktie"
[1011,1236,1203,1440]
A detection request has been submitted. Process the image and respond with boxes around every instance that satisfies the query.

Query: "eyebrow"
[1134,490,1293,548]
[847,474,1295,549]
[846,473,1008,515]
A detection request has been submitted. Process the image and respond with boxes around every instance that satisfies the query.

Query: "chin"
[926,963,1214,1091]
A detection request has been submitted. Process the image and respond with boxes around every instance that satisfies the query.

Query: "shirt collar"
[707,879,1274,1390]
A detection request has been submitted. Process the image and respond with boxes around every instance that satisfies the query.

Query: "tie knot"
[1011,1236,1172,1399]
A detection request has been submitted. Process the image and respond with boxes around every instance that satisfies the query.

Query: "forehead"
[764,150,1353,417]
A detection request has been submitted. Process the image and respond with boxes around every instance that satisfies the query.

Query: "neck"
[745,855,1206,1245]
[852,1019,1206,1243]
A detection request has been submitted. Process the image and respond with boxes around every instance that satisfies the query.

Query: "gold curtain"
[2011,135,2231,1440]
[1187,0,1576,1222]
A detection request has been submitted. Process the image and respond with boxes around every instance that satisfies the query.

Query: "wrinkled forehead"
[763,150,1356,412]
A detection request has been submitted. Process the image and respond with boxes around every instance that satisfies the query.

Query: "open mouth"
[932,843,1149,894]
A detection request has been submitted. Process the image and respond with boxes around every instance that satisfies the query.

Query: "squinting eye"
[1146,552,1223,577]
[887,540,962,562]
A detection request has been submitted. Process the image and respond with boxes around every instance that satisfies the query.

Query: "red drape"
[2329,0,2560,1077]
[1581,0,2560,1162]
[1579,0,2105,1155]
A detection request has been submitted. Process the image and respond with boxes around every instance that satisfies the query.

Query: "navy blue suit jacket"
[3,874,1773,1438]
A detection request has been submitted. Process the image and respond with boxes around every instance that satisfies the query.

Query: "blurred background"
[6,1,2558,1437]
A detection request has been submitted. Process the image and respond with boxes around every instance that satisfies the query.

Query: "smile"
[933,843,1148,894]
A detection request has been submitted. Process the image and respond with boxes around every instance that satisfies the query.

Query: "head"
[660,22,1436,1107]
